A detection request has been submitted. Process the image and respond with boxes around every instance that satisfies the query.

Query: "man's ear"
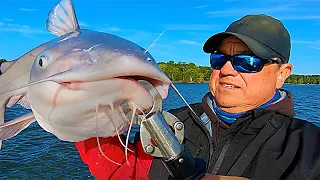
[276,63,293,88]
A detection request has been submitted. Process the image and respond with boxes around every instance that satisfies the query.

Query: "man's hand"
[201,174,250,180]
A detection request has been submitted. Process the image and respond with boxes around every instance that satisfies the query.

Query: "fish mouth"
[48,56,172,100]
[59,75,170,99]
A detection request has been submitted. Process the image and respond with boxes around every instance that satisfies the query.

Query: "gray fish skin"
[0,0,171,143]
[0,40,56,148]
[27,29,171,142]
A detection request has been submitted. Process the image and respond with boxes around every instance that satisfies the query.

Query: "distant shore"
[1,59,319,84]
[171,81,320,85]
[157,61,320,84]
[171,81,209,84]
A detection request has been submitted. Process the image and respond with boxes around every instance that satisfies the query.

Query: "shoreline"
[171,82,320,85]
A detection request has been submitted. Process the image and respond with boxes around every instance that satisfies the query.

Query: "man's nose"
[220,61,239,76]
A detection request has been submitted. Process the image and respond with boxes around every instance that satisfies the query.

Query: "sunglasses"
[210,53,281,73]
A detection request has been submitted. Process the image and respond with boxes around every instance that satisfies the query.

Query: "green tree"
[157,61,320,84]
[197,72,205,83]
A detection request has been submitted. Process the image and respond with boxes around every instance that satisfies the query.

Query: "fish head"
[29,29,171,107]
[27,0,171,142]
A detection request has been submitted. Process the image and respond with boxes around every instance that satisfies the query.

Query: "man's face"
[209,36,292,113]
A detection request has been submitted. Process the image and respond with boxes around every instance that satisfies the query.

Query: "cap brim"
[203,32,280,60]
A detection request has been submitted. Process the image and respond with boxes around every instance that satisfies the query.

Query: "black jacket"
[148,90,320,180]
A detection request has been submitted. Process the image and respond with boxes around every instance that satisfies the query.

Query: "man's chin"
[215,98,233,106]
[214,98,242,113]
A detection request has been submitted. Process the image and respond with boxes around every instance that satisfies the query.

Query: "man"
[75,14,320,180]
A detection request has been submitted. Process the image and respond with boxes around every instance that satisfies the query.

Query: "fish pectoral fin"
[46,0,80,37]
[0,112,35,141]
[0,60,17,74]
[17,95,31,109]
[6,94,31,109]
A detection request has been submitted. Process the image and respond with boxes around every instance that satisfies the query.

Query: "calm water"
[0,84,319,179]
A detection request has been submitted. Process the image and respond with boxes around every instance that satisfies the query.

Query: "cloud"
[196,5,208,9]
[0,23,45,34]
[19,8,36,12]
[104,27,123,32]
[206,4,296,17]
[78,21,89,27]
[292,40,320,50]
[163,24,220,31]
[98,27,159,46]
[278,15,320,20]
[292,40,320,44]
[0,22,3,26]
[153,43,172,49]
[99,27,155,37]
[293,0,319,1]
[4,18,13,21]
[97,25,126,32]
[180,40,202,46]
[125,29,159,43]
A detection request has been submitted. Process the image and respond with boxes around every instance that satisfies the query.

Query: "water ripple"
[0,84,319,178]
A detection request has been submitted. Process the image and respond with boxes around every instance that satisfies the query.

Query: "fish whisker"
[96,136,122,166]
[123,102,148,166]
[95,103,122,166]
[0,67,75,94]
[0,79,53,94]
[112,104,134,153]
[124,102,138,166]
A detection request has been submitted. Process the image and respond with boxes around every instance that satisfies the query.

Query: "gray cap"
[203,14,291,63]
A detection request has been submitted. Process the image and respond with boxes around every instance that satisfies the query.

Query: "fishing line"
[170,83,200,119]
[144,29,167,55]
[143,29,201,120]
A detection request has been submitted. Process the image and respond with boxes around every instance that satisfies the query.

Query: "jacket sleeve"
[75,136,154,180]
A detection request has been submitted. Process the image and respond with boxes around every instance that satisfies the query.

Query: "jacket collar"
[201,88,295,130]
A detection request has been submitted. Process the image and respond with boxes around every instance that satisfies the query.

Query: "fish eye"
[38,55,48,68]
[147,57,152,62]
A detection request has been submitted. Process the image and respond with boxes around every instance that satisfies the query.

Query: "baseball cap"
[203,14,291,63]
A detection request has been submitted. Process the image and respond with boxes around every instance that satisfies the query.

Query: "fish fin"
[0,60,17,74]
[6,94,23,108]
[0,112,35,141]
[46,0,80,37]
[17,95,31,109]
[0,100,4,149]
[6,94,31,109]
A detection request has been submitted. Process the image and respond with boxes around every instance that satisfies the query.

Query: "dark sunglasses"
[210,53,281,73]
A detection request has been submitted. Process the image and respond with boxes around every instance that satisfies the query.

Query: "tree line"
[158,61,320,84]
[0,59,319,84]
[285,74,320,84]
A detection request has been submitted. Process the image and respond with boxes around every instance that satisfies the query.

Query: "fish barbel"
[0,0,171,143]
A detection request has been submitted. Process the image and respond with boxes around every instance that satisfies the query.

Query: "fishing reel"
[135,81,206,180]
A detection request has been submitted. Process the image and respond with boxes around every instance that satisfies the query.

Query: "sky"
[0,0,320,75]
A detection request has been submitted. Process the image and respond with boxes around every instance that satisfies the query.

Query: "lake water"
[0,84,319,179]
